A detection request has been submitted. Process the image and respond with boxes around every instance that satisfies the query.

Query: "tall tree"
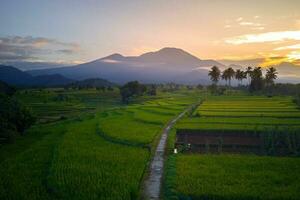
[249,67,264,91]
[222,67,235,86]
[246,66,253,85]
[265,67,278,86]
[120,81,146,103]
[235,69,246,85]
[208,66,221,85]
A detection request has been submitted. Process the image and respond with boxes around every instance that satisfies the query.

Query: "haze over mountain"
[27,47,300,84]
[29,47,224,84]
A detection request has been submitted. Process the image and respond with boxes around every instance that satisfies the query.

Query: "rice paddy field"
[2,88,300,200]
[165,94,300,200]
[15,88,122,123]
[0,88,200,199]
[177,95,300,131]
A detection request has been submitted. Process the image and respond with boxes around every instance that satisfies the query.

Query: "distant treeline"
[208,66,278,91]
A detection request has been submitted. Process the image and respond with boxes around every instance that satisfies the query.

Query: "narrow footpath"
[143,105,196,200]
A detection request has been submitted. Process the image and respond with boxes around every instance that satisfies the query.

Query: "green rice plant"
[47,118,149,200]
[0,122,68,200]
[175,154,300,200]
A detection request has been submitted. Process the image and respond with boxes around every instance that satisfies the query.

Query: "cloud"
[293,59,300,65]
[236,17,243,22]
[0,36,79,61]
[251,27,265,30]
[260,56,288,67]
[225,30,300,45]
[287,51,300,60]
[239,22,258,26]
[56,49,77,54]
[275,43,300,50]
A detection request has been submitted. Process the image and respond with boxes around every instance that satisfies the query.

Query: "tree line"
[208,66,278,91]
[120,81,157,103]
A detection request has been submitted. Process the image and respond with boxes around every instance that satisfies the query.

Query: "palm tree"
[235,69,246,85]
[249,67,263,91]
[208,66,221,85]
[246,66,253,85]
[265,67,278,86]
[222,67,235,86]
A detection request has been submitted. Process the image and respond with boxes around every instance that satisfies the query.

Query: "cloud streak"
[275,43,300,50]
[0,36,79,61]
[225,30,300,45]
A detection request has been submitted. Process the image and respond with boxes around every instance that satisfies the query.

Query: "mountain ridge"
[0,65,74,86]
[28,47,224,84]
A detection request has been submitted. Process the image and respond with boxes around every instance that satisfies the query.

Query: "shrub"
[0,94,36,142]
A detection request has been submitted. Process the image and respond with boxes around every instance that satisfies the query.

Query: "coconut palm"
[222,67,235,86]
[265,67,278,86]
[249,67,263,91]
[235,69,246,85]
[246,66,253,85]
[208,66,221,85]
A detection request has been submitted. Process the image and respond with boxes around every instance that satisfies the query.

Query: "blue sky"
[1,0,300,65]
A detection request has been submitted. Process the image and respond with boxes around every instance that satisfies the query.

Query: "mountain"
[68,78,116,88]
[0,61,69,71]
[29,47,225,84]
[274,62,300,83]
[31,74,74,86]
[0,65,33,85]
[0,65,74,87]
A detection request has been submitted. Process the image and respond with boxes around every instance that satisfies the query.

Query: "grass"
[175,154,300,200]
[165,93,300,200]
[0,88,200,199]
[177,95,300,131]
[47,118,149,200]
[15,88,121,123]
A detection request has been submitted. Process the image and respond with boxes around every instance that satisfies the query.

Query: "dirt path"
[143,106,193,200]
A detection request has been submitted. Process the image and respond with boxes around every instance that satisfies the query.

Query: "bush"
[120,81,146,103]
[0,94,36,142]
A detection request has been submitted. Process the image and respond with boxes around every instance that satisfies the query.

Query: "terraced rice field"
[0,89,200,199]
[15,89,121,123]
[174,154,300,200]
[166,95,300,200]
[177,96,300,131]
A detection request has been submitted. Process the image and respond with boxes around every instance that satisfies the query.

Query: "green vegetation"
[120,81,147,103]
[2,83,300,200]
[0,87,200,199]
[177,95,300,131]
[165,93,300,200]
[15,88,121,123]
[0,82,36,143]
[175,154,300,200]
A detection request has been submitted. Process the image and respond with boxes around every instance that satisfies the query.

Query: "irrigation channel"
[143,102,200,200]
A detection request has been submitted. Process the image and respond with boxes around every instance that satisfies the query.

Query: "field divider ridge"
[142,101,201,200]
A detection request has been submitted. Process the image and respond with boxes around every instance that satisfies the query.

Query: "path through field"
[143,105,195,200]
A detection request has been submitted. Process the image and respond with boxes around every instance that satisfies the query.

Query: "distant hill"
[0,65,74,87]
[28,47,225,84]
[68,78,116,88]
[0,65,33,85]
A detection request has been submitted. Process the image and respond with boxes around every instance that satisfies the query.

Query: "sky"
[1,0,300,67]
